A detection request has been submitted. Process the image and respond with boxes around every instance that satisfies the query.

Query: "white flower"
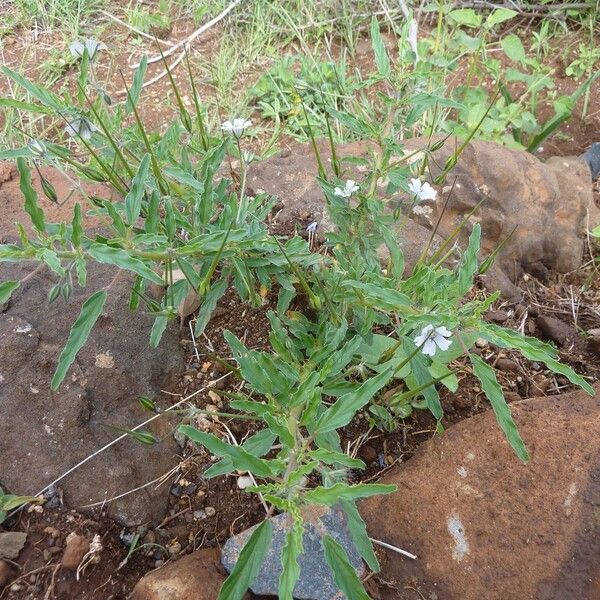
[221,118,252,139]
[69,39,106,61]
[64,117,98,140]
[408,178,437,201]
[306,221,318,234]
[414,324,452,357]
[334,179,359,198]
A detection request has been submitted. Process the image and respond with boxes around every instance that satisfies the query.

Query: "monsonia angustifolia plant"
[0,19,593,600]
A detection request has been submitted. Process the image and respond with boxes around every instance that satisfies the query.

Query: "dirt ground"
[1,8,600,600]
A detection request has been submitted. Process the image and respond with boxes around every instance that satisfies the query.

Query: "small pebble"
[193,510,206,520]
[205,506,216,517]
[154,559,164,569]
[61,534,90,570]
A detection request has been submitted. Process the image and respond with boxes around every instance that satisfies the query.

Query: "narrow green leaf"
[39,249,65,277]
[218,520,272,600]
[88,244,163,284]
[370,17,391,77]
[205,429,276,478]
[1,66,65,111]
[126,55,148,114]
[317,368,394,433]
[341,500,379,573]
[180,426,276,478]
[0,493,37,512]
[480,324,594,395]
[195,277,228,336]
[51,290,107,390]
[125,154,151,225]
[457,223,480,296]
[150,315,168,348]
[278,518,303,600]
[17,157,45,233]
[304,483,396,506]
[323,535,371,600]
[0,281,20,303]
[72,203,83,247]
[309,449,365,469]
[470,353,529,461]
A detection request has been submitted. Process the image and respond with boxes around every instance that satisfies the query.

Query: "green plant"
[0,18,595,600]
[0,488,38,524]
[248,54,356,141]
[124,0,171,35]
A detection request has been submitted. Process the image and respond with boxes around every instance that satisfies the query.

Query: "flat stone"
[361,385,600,600]
[0,261,184,526]
[222,505,363,600]
[0,532,27,560]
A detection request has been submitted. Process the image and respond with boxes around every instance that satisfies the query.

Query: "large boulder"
[0,261,183,526]
[360,385,600,600]
[249,138,598,299]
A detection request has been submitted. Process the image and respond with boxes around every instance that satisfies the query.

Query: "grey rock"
[0,532,27,560]
[0,262,183,526]
[582,142,600,180]
[222,505,364,600]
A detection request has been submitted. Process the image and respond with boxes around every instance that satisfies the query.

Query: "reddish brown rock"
[536,314,579,347]
[61,534,90,570]
[131,549,227,600]
[360,385,600,600]
[248,138,598,300]
[0,161,113,239]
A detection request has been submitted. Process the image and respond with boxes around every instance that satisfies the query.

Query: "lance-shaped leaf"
[17,157,45,233]
[51,290,107,390]
[218,520,272,600]
[323,535,371,600]
[0,281,20,303]
[278,517,303,600]
[150,315,168,348]
[316,368,394,433]
[480,323,594,395]
[126,55,148,114]
[125,154,151,225]
[470,353,529,461]
[304,483,396,506]
[457,223,481,296]
[179,426,277,478]
[341,500,379,573]
[88,244,163,285]
[370,16,391,78]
